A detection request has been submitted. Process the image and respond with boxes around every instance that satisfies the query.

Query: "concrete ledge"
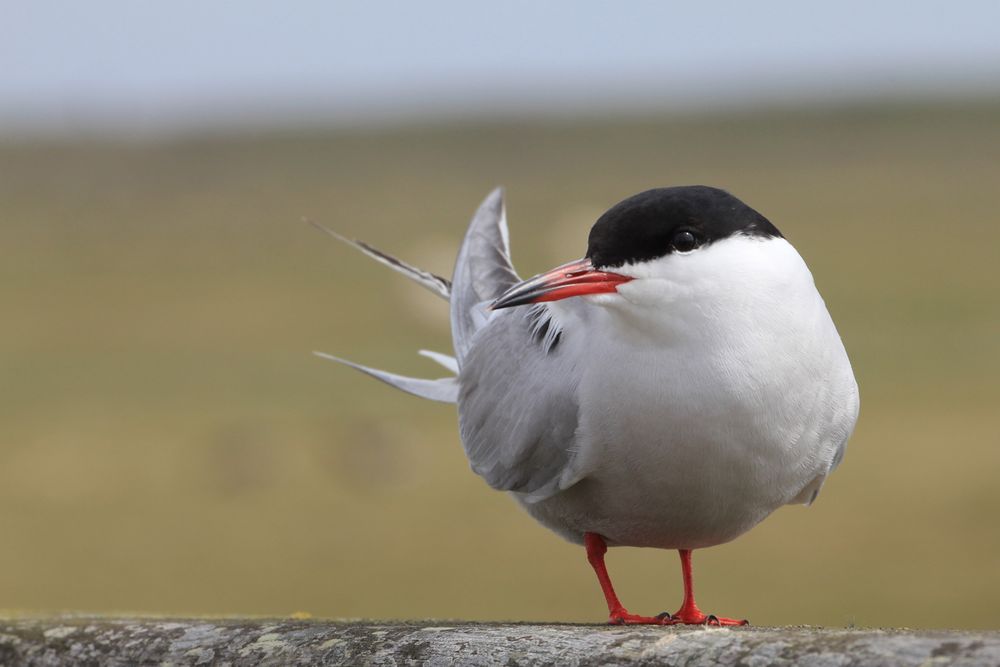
[0,618,998,666]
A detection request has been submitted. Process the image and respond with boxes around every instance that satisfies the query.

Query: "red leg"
[584,533,668,625]
[669,549,748,626]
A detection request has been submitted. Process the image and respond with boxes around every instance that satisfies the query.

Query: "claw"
[700,615,749,627]
[608,609,672,625]
[671,609,750,626]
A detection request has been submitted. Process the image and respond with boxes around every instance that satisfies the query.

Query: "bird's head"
[490,186,786,312]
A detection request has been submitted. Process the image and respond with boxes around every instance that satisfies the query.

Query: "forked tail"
[311,187,519,404]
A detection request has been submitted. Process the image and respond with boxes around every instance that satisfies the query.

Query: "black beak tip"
[490,290,536,311]
[488,297,511,311]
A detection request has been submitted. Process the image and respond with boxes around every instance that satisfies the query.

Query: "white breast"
[521,236,859,549]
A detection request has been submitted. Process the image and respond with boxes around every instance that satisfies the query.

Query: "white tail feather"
[418,349,459,374]
[314,351,458,403]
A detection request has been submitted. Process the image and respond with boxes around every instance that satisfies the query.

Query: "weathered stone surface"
[0,618,997,666]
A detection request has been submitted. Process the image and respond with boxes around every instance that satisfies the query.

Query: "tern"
[314,186,859,625]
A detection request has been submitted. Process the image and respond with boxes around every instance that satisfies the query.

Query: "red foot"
[584,535,749,628]
[607,607,671,625]
[666,609,749,626]
[667,550,749,626]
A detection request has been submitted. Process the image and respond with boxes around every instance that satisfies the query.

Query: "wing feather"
[449,188,519,365]
[457,307,583,502]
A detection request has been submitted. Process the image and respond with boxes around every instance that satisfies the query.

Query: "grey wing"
[450,187,519,366]
[457,307,583,503]
[450,188,582,502]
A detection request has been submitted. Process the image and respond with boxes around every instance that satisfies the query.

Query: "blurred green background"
[1,99,998,628]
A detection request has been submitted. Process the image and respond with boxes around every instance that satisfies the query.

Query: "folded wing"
[450,188,584,502]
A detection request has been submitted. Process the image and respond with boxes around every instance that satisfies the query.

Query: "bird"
[313,186,859,626]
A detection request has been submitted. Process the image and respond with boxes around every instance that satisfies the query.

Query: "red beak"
[490,258,632,310]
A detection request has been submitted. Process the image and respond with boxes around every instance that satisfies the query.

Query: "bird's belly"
[519,339,854,549]
[519,436,798,549]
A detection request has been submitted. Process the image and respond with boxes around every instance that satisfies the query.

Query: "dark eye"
[671,230,698,252]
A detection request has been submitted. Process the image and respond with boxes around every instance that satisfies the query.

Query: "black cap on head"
[586,186,783,269]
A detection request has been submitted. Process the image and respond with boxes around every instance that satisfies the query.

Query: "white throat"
[592,235,821,340]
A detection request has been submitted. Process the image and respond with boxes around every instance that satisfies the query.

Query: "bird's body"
[507,234,857,549]
[316,185,858,625]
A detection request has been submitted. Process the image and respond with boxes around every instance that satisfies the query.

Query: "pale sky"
[2,0,999,135]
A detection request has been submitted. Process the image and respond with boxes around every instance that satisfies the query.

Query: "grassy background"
[1,101,998,628]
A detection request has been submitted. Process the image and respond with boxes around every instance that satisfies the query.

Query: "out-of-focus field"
[1,102,998,628]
